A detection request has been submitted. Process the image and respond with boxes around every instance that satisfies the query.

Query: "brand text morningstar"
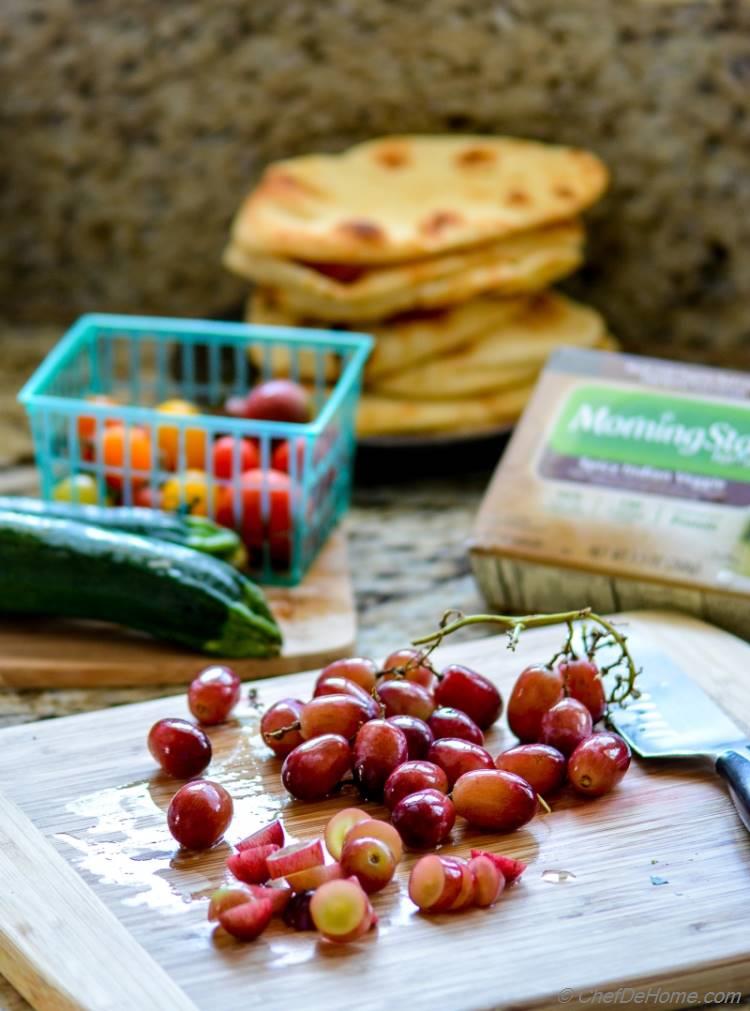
[567,404,750,465]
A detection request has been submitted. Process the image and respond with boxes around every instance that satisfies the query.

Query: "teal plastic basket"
[19,314,373,586]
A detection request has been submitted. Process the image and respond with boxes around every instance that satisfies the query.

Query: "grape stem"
[412,608,640,707]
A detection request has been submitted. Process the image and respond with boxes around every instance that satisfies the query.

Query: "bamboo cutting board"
[1,610,750,1011]
[0,529,355,689]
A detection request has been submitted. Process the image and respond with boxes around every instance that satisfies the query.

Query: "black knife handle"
[716,749,750,833]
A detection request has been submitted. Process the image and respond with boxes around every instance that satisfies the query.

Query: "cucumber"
[0,497,241,563]
[0,495,274,623]
[0,510,282,658]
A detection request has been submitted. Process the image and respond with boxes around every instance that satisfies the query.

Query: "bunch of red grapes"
[262,650,631,847]
[146,644,631,945]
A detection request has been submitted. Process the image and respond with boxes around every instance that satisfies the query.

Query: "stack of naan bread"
[224,135,613,438]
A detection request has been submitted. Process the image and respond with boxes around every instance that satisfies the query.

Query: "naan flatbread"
[370,292,607,398]
[231,135,608,264]
[357,384,536,437]
[247,289,533,383]
[226,220,583,322]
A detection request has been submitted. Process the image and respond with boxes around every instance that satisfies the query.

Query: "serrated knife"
[607,652,750,832]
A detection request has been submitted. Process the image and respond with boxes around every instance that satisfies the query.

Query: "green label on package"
[541,384,750,504]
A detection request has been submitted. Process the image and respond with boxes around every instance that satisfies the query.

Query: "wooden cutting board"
[0,529,355,689]
[1,610,750,1011]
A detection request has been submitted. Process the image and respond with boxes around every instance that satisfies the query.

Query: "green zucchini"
[0,495,276,622]
[0,497,241,563]
[0,510,282,658]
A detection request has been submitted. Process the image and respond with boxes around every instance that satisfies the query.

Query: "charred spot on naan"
[456,146,497,167]
[257,170,326,203]
[506,189,532,207]
[373,142,412,169]
[420,211,464,235]
[336,219,386,244]
[553,183,577,201]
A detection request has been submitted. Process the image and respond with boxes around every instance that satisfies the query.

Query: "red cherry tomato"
[216,468,292,561]
[271,438,307,475]
[211,436,260,479]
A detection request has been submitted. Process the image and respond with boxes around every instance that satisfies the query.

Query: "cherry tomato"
[157,399,207,470]
[272,439,307,475]
[216,468,292,557]
[243,380,311,424]
[101,426,153,490]
[133,485,162,508]
[211,436,260,479]
[52,474,99,505]
[162,470,217,516]
[77,394,121,441]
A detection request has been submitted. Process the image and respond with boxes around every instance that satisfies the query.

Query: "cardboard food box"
[471,348,750,638]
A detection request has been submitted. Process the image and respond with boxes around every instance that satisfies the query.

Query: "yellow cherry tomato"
[52,473,99,505]
[156,398,207,470]
[161,470,217,516]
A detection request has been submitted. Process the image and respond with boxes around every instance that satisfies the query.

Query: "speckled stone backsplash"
[3,0,750,365]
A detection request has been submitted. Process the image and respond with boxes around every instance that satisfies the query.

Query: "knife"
[607,652,750,833]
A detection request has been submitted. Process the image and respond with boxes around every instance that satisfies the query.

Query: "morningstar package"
[471,348,750,638]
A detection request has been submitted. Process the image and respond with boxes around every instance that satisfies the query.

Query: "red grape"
[281,734,352,801]
[427,738,494,788]
[387,715,434,760]
[147,718,212,779]
[507,665,564,742]
[260,698,304,758]
[429,706,484,745]
[376,680,435,722]
[452,769,537,832]
[381,648,437,691]
[218,898,273,941]
[340,835,396,893]
[316,657,378,694]
[283,890,316,930]
[299,694,372,740]
[469,855,505,907]
[446,859,476,911]
[495,743,566,795]
[353,719,408,798]
[559,658,607,722]
[167,780,233,850]
[539,698,593,756]
[313,676,380,718]
[383,760,449,811]
[391,789,456,849]
[435,664,502,730]
[568,732,631,797]
[408,854,464,912]
[188,665,241,725]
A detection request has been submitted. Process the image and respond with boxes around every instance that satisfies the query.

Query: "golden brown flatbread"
[370,292,607,398]
[247,289,532,383]
[231,135,608,264]
[226,220,584,322]
[357,384,536,437]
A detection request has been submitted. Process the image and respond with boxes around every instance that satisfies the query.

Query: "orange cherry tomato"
[77,394,121,441]
[101,426,153,490]
[156,399,207,470]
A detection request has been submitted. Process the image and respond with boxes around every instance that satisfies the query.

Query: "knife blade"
[607,649,750,832]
